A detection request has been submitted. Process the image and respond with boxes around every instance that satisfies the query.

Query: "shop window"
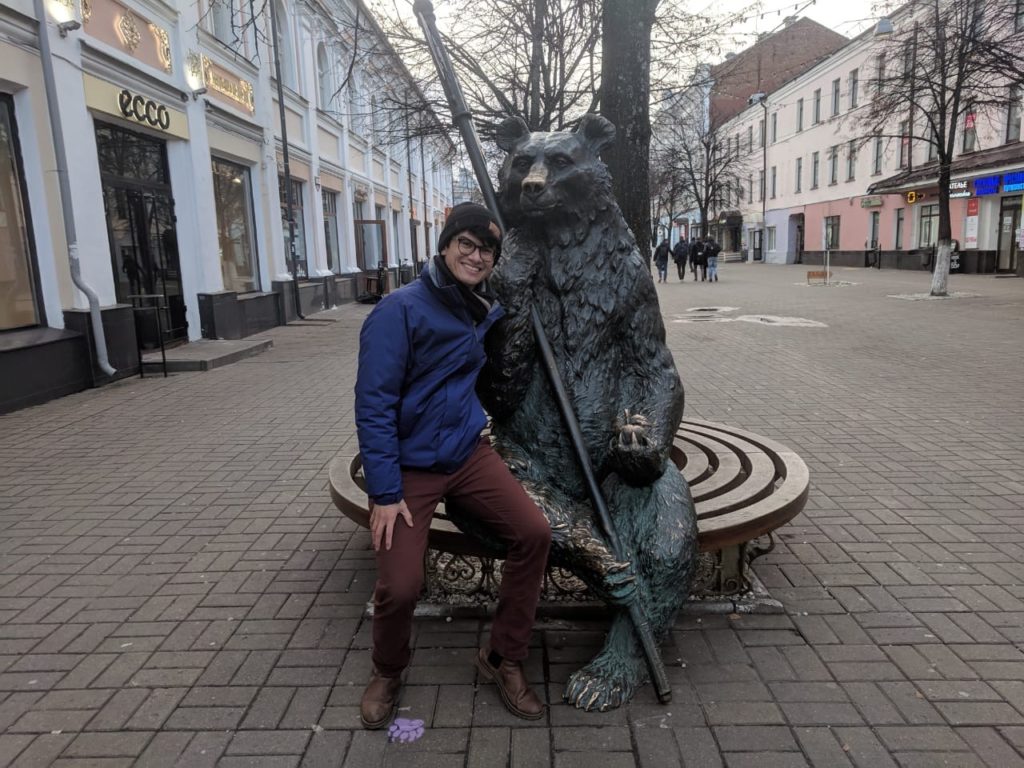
[1007,86,1022,144]
[895,208,905,249]
[868,211,880,249]
[279,176,307,277]
[212,157,259,293]
[849,68,859,108]
[918,204,938,248]
[323,191,340,272]
[795,157,802,193]
[824,215,841,250]
[0,95,40,331]
[766,226,776,251]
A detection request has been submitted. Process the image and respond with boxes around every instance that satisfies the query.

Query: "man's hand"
[370,500,414,551]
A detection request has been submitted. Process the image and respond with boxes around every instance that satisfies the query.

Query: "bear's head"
[496,114,617,234]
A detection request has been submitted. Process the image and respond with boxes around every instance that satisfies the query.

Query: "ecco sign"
[117,89,171,131]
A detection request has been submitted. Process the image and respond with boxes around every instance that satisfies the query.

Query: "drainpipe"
[33,0,116,376]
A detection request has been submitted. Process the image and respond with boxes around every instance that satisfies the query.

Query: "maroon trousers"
[372,439,551,677]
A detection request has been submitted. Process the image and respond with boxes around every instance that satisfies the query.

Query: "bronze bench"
[329,419,809,597]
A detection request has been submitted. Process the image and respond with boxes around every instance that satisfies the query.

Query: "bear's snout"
[521,166,548,198]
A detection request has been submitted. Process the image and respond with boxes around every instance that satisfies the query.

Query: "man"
[354,202,552,729]
[653,238,670,283]
[688,237,703,281]
[704,236,721,282]
[671,238,688,281]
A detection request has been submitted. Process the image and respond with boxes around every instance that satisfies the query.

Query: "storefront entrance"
[997,195,1021,273]
[95,122,186,346]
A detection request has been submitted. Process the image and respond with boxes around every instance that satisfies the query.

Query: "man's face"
[441,228,498,288]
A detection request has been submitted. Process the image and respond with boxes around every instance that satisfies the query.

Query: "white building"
[0,0,454,412]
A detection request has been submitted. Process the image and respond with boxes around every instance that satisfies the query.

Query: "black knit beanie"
[437,202,503,261]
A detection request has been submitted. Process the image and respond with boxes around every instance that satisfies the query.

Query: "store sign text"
[947,180,971,199]
[118,89,171,130]
[974,175,1000,196]
[1002,171,1024,193]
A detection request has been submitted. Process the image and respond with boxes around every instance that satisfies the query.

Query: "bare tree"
[862,0,1024,294]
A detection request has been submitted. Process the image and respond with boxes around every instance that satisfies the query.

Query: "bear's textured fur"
[476,114,699,712]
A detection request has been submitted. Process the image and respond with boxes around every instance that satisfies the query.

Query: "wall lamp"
[191,87,208,100]
[57,19,81,37]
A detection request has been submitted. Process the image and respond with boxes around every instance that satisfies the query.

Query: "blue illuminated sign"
[1003,171,1024,193]
[974,175,1001,196]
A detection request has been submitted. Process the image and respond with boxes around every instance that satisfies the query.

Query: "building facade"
[710,4,1023,272]
[0,0,454,413]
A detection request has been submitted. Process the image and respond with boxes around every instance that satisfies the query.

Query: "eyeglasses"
[455,236,496,262]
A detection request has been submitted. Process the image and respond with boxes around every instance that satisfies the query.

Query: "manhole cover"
[736,315,827,328]
[686,306,739,313]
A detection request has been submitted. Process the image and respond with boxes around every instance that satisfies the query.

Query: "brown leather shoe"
[476,648,545,720]
[360,668,402,729]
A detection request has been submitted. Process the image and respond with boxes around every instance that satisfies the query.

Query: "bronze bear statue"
[476,114,699,712]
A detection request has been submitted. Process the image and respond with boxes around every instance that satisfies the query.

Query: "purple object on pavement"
[388,717,425,743]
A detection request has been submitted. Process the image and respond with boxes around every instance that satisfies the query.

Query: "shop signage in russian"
[974,175,1000,196]
[187,52,256,114]
[947,180,971,199]
[860,196,883,208]
[1002,171,1024,193]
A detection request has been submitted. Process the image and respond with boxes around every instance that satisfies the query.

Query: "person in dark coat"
[671,239,688,280]
[704,236,721,282]
[688,238,702,281]
[354,202,551,729]
[653,239,670,283]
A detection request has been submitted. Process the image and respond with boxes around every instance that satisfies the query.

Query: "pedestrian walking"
[653,238,670,283]
[672,238,688,280]
[688,238,703,281]
[354,202,551,730]
[704,236,721,282]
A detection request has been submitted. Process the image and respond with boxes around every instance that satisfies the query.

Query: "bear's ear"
[496,116,530,152]
[576,114,616,154]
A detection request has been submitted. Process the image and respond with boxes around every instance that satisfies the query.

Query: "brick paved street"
[2,263,1023,767]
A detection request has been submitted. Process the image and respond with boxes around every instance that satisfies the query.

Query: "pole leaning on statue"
[412,0,672,705]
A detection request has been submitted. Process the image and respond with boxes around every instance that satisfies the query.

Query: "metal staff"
[412,0,671,704]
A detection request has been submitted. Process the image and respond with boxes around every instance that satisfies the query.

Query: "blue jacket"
[354,262,504,504]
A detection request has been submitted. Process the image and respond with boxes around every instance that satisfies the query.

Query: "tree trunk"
[529,0,546,129]
[600,0,657,259]
[930,164,952,296]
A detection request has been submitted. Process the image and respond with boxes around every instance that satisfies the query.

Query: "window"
[813,89,821,123]
[824,215,840,250]
[926,124,937,161]
[767,226,776,251]
[1007,86,1022,143]
[0,95,40,330]
[868,211,880,249]
[1018,0,1024,31]
[770,166,777,198]
[895,208,905,249]
[747,125,753,152]
[317,43,333,110]
[759,119,765,148]
[323,191,340,272]
[875,53,886,91]
[918,204,938,247]
[758,170,764,201]
[828,145,838,185]
[279,175,307,277]
[849,68,859,108]
[873,136,883,175]
[210,0,236,46]
[796,98,804,132]
[212,157,259,293]
[274,0,297,89]
[811,151,820,188]
[898,119,910,168]
[795,157,802,193]
[963,107,977,152]
[846,140,856,181]
[770,112,777,143]
[831,78,841,116]
[748,174,753,202]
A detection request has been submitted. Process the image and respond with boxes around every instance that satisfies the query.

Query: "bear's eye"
[512,156,533,171]
[549,154,573,168]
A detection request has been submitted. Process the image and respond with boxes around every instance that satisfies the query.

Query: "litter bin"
[400,263,415,285]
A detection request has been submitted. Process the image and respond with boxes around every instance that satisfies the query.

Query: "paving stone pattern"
[1,264,1023,767]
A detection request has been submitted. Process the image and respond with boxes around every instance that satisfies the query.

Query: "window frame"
[849,68,859,108]
[795,156,802,193]
[824,215,841,250]
[811,151,820,189]
[831,78,841,116]
[813,88,821,124]
[1007,85,1022,144]
[796,98,804,132]
[212,155,260,293]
